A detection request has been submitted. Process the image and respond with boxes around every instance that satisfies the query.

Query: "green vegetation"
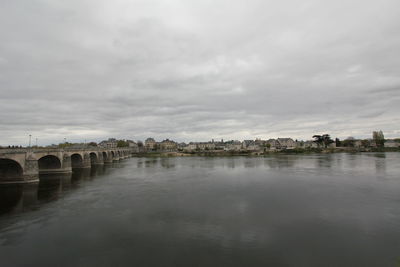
[342,137,355,147]
[312,134,334,148]
[373,130,385,147]
[117,140,129,147]
[58,142,73,148]
[361,139,370,148]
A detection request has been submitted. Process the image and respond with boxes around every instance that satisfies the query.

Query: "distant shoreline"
[133,147,400,157]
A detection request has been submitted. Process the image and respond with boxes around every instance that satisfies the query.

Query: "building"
[243,140,261,151]
[160,139,177,151]
[145,138,157,151]
[266,139,278,150]
[384,140,400,148]
[213,140,226,150]
[276,138,296,149]
[224,140,243,151]
[99,138,117,148]
[304,140,318,148]
[127,140,139,152]
[197,142,216,151]
[242,140,253,148]
[183,143,198,151]
[183,142,215,151]
[177,142,187,150]
[254,138,266,147]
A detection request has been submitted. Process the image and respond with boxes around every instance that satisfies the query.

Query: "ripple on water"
[0,154,400,267]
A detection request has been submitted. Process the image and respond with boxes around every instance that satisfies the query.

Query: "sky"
[1,0,399,146]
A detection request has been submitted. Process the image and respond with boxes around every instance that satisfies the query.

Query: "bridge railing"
[0,148,29,154]
[0,147,134,154]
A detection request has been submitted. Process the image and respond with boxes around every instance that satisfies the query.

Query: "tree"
[313,134,334,148]
[58,142,72,148]
[117,140,128,147]
[342,137,355,147]
[361,139,370,148]
[88,142,97,147]
[372,130,385,147]
[321,134,334,148]
[312,135,323,147]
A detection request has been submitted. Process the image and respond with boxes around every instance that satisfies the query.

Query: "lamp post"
[29,134,32,148]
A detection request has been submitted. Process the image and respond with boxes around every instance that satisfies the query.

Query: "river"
[1,153,400,266]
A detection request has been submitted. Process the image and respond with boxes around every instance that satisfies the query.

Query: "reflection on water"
[1,153,400,267]
[0,184,36,215]
[38,175,66,202]
[0,163,119,216]
[160,157,175,169]
[374,153,387,178]
[264,155,297,169]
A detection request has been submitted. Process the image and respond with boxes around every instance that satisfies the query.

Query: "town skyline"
[2,130,398,148]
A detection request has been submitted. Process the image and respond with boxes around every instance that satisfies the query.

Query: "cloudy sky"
[1,0,399,145]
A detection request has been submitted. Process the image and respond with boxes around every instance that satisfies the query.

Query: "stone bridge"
[0,147,134,184]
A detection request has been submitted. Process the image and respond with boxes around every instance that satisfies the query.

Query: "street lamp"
[29,134,31,148]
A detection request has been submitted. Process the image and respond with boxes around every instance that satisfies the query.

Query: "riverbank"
[133,147,400,157]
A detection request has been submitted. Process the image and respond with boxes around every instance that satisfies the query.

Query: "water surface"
[1,153,400,266]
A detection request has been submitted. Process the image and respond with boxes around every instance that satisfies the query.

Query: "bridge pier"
[82,153,91,168]
[90,152,104,166]
[104,158,113,164]
[93,160,104,165]
[23,153,40,183]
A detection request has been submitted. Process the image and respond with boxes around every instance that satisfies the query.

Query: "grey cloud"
[1,0,400,145]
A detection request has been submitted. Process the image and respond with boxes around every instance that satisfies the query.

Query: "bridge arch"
[71,153,83,168]
[38,155,62,172]
[0,158,23,180]
[89,152,98,165]
[102,152,108,161]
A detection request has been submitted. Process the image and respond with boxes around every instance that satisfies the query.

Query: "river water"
[0,153,400,267]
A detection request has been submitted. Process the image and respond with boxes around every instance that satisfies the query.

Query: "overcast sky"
[1,0,399,145]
